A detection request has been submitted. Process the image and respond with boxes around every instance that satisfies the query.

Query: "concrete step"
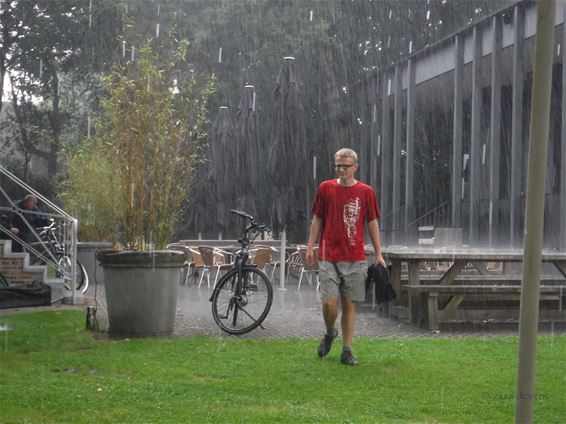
[0,240,66,303]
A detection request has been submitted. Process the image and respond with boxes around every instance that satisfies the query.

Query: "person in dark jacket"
[0,214,12,240]
[9,194,50,252]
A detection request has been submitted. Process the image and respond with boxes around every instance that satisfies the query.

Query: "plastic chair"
[198,246,232,287]
[249,246,272,270]
[189,248,211,288]
[166,243,195,285]
[297,246,320,290]
[284,249,303,280]
[248,245,276,282]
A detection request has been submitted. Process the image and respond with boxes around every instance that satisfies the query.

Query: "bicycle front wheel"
[211,267,273,335]
[59,257,89,293]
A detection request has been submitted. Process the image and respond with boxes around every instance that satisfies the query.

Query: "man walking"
[306,148,385,365]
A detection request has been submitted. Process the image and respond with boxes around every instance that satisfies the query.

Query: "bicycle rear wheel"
[58,257,89,293]
[211,267,273,335]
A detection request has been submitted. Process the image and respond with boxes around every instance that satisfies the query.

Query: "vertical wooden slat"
[452,35,464,228]
[405,58,416,243]
[469,26,482,245]
[489,15,502,246]
[511,3,525,247]
[561,3,566,250]
[370,72,379,192]
[392,65,403,243]
[380,72,392,244]
[359,74,369,183]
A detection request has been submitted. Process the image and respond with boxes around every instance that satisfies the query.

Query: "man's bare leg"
[341,298,356,347]
[340,298,359,365]
[317,298,339,357]
[322,298,338,330]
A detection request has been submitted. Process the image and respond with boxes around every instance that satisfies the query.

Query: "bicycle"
[209,209,273,335]
[31,221,89,293]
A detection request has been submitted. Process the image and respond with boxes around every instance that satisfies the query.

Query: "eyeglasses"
[334,163,356,169]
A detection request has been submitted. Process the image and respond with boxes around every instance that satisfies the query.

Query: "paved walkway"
[88,275,565,339]
[4,276,565,339]
[86,277,430,339]
[174,282,431,339]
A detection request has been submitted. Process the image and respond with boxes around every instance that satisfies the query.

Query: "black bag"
[0,282,51,309]
[365,264,396,304]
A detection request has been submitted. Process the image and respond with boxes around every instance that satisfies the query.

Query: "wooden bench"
[389,275,565,317]
[406,284,566,330]
[401,274,565,285]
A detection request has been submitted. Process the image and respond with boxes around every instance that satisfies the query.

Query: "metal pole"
[278,227,287,290]
[71,219,78,305]
[515,1,555,422]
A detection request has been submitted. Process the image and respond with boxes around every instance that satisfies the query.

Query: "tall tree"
[1,0,122,181]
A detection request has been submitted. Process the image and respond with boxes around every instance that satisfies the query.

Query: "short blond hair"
[335,148,358,163]
[23,194,38,206]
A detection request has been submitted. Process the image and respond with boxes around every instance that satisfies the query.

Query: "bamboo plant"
[61,39,214,249]
[59,142,119,242]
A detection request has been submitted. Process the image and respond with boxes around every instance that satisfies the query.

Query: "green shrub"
[59,141,118,242]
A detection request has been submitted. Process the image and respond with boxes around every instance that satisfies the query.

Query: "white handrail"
[0,165,80,304]
[0,165,73,219]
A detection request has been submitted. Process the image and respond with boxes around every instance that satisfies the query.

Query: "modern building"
[364,0,565,250]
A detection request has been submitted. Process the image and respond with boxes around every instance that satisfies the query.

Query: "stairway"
[0,240,65,303]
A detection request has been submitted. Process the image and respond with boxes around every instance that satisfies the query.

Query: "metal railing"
[0,165,80,304]
[379,201,452,245]
[408,200,451,230]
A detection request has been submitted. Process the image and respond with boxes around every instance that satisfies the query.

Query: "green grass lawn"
[0,310,564,423]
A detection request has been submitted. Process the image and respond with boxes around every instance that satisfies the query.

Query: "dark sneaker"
[317,329,338,357]
[340,350,359,366]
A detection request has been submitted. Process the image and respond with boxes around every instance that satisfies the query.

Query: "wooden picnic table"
[380,247,566,330]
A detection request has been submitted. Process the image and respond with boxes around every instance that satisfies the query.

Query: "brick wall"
[0,242,45,285]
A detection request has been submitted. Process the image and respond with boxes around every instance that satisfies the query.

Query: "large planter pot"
[77,242,113,285]
[96,250,186,337]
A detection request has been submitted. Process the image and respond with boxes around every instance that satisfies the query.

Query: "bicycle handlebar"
[35,219,56,231]
[230,209,254,222]
[230,209,270,236]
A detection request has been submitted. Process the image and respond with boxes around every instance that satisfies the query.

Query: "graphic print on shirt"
[343,197,361,246]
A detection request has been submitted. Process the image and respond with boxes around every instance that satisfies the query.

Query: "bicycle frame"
[209,210,267,296]
[31,223,68,263]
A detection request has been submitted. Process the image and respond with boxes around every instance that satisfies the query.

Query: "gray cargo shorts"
[318,260,367,302]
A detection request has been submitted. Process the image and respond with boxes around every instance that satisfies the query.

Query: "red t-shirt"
[312,179,380,262]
